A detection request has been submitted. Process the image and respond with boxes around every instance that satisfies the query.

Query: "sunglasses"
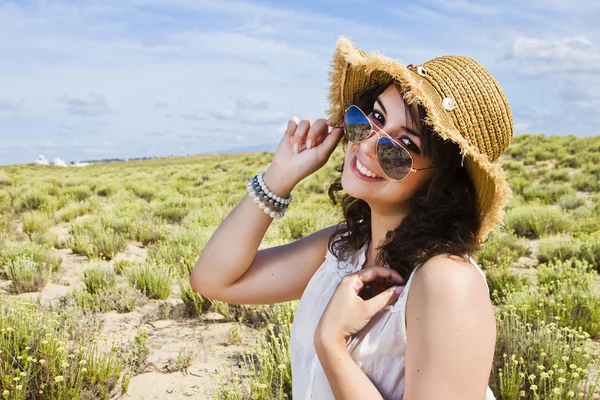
[342,105,436,181]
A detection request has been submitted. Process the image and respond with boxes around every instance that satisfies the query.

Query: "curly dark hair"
[327,80,482,282]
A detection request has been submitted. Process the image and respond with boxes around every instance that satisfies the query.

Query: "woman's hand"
[265,117,344,192]
[314,266,405,347]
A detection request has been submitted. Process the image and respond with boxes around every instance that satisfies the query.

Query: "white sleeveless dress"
[289,237,496,400]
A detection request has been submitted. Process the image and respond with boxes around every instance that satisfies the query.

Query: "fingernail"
[326,118,333,126]
[395,286,404,295]
[293,143,298,153]
[306,139,312,150]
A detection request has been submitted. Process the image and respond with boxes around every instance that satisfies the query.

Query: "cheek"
[386,176,425,201]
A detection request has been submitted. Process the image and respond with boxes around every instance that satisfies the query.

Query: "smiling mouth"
[351,156,384,181]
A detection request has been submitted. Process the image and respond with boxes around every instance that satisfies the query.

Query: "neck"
[365,205,411,268]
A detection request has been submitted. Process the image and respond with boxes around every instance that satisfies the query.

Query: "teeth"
[356,158,380,178]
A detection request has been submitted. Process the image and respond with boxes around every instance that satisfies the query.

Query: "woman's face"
[341,84,436,214]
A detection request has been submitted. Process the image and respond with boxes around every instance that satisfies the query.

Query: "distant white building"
[53,157,69,167]
[35,155,50,166]
[72,162,92,167]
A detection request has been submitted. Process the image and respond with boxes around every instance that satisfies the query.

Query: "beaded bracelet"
[246,179,287,219]
[246,171,293,219]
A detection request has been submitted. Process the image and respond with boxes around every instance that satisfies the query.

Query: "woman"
[190,36,513,399]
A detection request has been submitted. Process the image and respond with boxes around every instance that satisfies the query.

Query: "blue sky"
[1,0,599,165]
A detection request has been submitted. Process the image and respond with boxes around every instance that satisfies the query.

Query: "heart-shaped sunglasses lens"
[344,105,413,181]
[344,105,372,143]
[376,137,413,180]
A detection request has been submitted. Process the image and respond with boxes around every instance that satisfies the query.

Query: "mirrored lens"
[345,105,372,143]
[377,137,412,180]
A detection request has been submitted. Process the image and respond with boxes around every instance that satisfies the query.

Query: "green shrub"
[557,155,581,168]
[537,236,580,265]
[0,171,13,187]
[179,278,211,316]
[56,201,96,222]
[544,168,571,182]
[83,264,117,295]
[22,211,51,239]
[96,184,119,197]
[579,234,600,272]
[486,265,529,305]
[147,226,212,277]
[507,176,528,196]
[0,213,11,236]
[5,255,51,293]
[152,198,190,224]
[502,259,600,338]
[213,302,296,399]
[68,222,127,260]
[114,260,136,275]
[491,310,599,399]
[133,217,169,246]
[62,185,93,201]
[522,182,573,205]
[0,190,12,213]
[574,172,600,192]
[70,283,144,313]
[0,241,62,275]
[557,194,585,210]
[536,258,594,289]
[505,205,572,239]
[18,190,52,211]
[477,229,529,268]
[127,184,155,202]
[126,263,172,300]
[0,297,130,398]
[503,160,526,175]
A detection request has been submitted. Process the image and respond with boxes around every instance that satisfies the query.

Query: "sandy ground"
[1,225,262,399]
[2,218,599,399]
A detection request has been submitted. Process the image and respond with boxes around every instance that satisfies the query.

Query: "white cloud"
[154,101,170,109]
[510,36,600,75]
[181,112,206,121]
[208,109,236,120]
[237,111,289,125]
[2,0,600,164]
[0,98,24,112]
[236,95,270,110]
[420,0,499,16]
[59,93,111,116]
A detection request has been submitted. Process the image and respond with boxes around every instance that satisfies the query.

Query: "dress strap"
[464,254,490,293]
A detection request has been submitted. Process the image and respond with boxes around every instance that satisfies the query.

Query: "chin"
[341,168,370,201]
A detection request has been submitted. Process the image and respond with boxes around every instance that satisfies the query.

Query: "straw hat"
[326,35,514,244]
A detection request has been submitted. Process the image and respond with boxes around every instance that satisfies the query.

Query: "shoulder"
[403,253,496,396]
[406,252,494,334]
[410,253,490,303]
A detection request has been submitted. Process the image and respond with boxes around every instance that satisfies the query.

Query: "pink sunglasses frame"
[340,105,437,181]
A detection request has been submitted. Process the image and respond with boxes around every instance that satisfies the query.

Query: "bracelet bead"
[246,172,291,219]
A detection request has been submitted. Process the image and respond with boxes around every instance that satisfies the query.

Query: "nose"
[358,129,380,161]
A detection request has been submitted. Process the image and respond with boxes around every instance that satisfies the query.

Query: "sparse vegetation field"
[0,134,599,399]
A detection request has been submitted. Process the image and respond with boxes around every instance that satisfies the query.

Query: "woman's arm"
[315,336,384,400]
[404,254,496,400]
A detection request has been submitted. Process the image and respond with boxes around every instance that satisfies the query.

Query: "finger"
[355,266,405,286]
[286,116,300,145]
[292,118,313,154]
[306,118,327,150]
[317,126,344,154]
[364,285,401,315]
[284,115,300,142]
